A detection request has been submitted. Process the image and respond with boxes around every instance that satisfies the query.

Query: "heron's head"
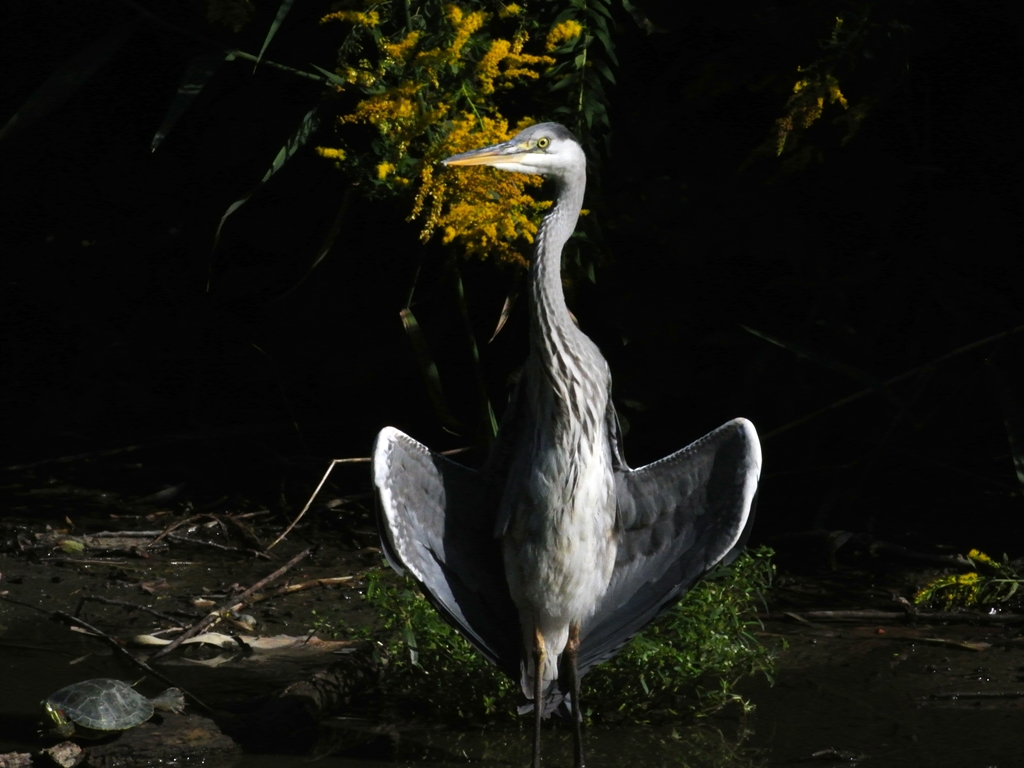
[442,122,584,181]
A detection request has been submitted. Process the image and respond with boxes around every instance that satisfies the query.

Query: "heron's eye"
[536,137,550,149]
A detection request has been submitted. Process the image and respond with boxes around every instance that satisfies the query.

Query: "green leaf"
[549,74,580,92]
[310,63,351,88]
[399,307,463,434]
[255,0,295,70]
[740,324,900,406]
[152,52,228,152]
[590,12,612,35]
[489,283,521,343]
[590,0,615,21]
[594,59,617,85]
[213,107,320,252]
[593,27,619,64]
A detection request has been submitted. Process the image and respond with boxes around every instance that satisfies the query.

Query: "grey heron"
[372,122,761,767]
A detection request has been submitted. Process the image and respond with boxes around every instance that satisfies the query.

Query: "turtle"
[42,678,185,739]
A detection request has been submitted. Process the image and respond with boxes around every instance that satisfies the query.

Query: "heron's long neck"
[529,169,586,373]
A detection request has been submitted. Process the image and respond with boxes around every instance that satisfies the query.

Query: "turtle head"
[42,700,75,738]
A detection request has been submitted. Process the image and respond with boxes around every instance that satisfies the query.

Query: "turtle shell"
[44,679,155,732]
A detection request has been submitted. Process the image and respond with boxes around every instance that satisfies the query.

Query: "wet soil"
[1,464,1021,767]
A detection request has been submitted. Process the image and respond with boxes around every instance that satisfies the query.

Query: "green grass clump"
[357,547,776,722]
[362,570,516,721]
[586,547,775,721]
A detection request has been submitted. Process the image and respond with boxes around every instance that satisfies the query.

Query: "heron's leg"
[566,622,585,768]
[533,628,545,768]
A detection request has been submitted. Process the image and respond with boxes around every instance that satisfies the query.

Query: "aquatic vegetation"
[585,546,776,720]
[357,547,776,722]
[361,568,514,720]
[913,549,1022,610]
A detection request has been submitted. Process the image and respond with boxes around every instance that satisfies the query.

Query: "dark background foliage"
[2,0,1021,554]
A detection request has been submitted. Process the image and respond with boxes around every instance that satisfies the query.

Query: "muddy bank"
[1,470,1021,767]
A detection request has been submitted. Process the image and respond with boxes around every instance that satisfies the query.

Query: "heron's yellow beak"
[442,141,527,167]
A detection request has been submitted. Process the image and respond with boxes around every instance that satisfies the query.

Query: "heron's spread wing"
[372,427,520,677]
[579,417,761,674]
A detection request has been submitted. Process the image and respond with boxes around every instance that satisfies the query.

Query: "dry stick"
[771,609,1024,624]
[52,611,214,714]
[225,576,356,610]
[146,513,211,550]
[763,324,1024,440]
[167,532,271,559]
[268,446,472,550]
[148,547,313,660]
[74,595,188,628]
[265,575,354,597]
[268,458,369,550]
[234,509,272,519]
[222,514,267,550]
[51,558,148,568]
[3,445,143,471]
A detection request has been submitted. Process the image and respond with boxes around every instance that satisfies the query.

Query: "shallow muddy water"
[2,502,1022,767]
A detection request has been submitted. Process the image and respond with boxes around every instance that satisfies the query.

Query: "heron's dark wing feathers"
[372,428,520,677]
[579,417,761,675]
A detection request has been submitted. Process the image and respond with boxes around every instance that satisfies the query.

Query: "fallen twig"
[268,446,469,549]
[51,611,213,714]
[148,547,313,660]
[221,514,266,550]
[147,513,211,549]
[268,457,370,550]
[766,610,1024,624]
[3,445,143,471]
[917,637,991,651]
[167,532,271,559]
[929,690,1024,700]
[268,575,355,596]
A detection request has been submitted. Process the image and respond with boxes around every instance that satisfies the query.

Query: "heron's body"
[502,347,617,692]
[498,153,618,693]
[373,123,762,767]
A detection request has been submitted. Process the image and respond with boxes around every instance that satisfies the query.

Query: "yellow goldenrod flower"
[316,147,347,160]
[774,72,849,154]
[476,39,511,95]
[447,5,487,58]
[968,549,993,564]
[411,113,550,266]
[320,10,380,27]
[827,79,848,109]
[382,31,421,63]
[319,3,573,266]
[476,34,553,94]
[546,19,584,52]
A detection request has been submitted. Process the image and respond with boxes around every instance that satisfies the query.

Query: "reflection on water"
[286,717,763,767]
